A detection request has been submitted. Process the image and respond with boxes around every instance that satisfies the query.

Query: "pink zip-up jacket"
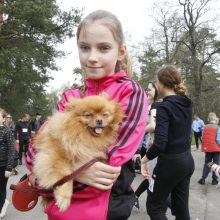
[26,70,147,220]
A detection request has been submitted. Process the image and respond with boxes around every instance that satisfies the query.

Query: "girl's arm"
[146,105,169,160]
[146,109,156,133]
[216,127,220,145]
[27,148,121,189]
[107,82,148,166]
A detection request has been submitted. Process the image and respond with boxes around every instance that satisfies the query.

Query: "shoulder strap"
[10,157,103,194]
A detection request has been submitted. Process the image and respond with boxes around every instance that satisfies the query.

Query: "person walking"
[4,114,19,175]
[192,113,204,150]
[198,112,220,186]
[26,10,147,220]
[0,108,15,219]
[134,80,160,209]
[30,113,43,134]
[141,65,195,220]
[14,114,31,165]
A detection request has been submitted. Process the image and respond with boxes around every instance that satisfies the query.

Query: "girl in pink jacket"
[26,9,147,220]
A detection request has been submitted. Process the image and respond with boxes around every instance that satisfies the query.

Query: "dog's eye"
[103,112,110,117]
[84,112,93,117]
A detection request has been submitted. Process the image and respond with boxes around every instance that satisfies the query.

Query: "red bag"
[10,174,39,211]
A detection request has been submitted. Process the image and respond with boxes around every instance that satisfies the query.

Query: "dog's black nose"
[96,119,103,126]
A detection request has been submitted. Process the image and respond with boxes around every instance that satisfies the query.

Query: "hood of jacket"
[163,95,192,118]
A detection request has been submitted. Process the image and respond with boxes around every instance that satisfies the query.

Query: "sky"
[47,0,155,91]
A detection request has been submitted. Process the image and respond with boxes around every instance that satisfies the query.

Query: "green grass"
[191,131,196,145]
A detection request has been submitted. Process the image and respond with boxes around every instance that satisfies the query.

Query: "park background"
[0,0,220,123]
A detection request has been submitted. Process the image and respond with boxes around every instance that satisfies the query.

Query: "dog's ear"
[65,98,81,111]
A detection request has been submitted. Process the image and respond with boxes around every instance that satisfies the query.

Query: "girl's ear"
[118,44,127,61]
[65,98,81,111]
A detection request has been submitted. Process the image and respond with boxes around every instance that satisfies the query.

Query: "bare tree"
[176,0,220,112]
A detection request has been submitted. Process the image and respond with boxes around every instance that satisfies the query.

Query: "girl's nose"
[88,49,98,62]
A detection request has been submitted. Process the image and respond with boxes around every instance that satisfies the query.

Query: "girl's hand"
[5,171,12,178]
[141,156,150,179]
[75,161,121,190]
[133,154,141,162]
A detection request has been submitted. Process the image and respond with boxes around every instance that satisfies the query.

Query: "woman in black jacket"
[141,65,194,220]
[0,108,15,218]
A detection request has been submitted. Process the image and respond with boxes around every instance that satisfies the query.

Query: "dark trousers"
[18,139,29,163]
[202,152,220,181]
[147,151,195,220]
[194,131,202,149]
[0,166,8,213]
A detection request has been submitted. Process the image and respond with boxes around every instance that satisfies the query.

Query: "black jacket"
[0,125,15,171]
[146,95,192,160]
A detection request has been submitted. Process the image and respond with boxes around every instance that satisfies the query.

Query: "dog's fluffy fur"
[33,94,124,211]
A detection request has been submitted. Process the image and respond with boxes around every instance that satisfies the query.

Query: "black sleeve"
[150,101,160,111]
[6,128,15,171]
[146,105,169,160]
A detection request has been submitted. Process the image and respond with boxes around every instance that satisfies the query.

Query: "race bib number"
[22,128,28,133]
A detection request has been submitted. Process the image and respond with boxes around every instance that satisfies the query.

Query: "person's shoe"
[198,178,205,185]
[0,200,9,218]
[212,179,218,185]
[134,196,140,209]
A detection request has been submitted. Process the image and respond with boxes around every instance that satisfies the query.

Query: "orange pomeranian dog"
[33,94,124,212]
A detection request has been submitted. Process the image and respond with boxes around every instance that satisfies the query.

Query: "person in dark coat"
[14,114,31,165]
[141,65,195,220]
[30,113,43,133]
[0,108,15,218]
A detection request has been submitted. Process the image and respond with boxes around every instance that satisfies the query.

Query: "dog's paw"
[55,194,71,212]
[54,184,72,212]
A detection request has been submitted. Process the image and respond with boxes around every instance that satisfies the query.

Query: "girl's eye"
[79,45,90,52]
[99,46,110,52]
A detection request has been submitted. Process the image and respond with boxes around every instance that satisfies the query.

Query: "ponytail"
[174,82,187,96]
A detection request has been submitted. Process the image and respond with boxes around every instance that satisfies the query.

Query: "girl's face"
[78,22,126,80]
[0,113,5,125]
[147,83,156,101]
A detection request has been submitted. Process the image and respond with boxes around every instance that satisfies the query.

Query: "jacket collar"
[85,70,128,91]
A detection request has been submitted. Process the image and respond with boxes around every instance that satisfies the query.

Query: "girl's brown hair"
[76,10,132,78]
[156,65,186,95]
